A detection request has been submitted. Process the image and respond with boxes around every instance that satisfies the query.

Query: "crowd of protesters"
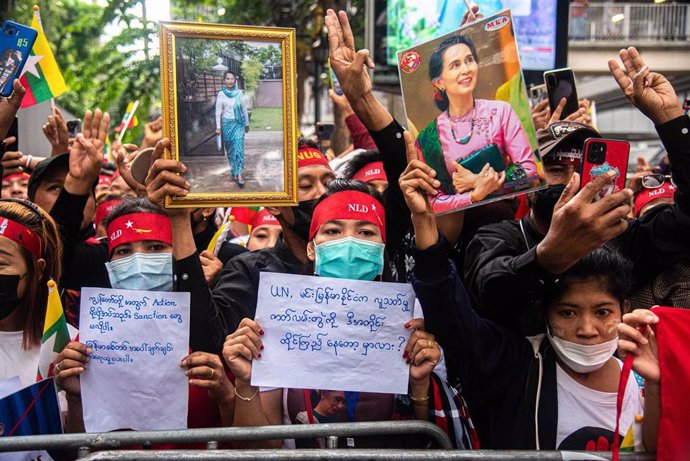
[0,6,688,458]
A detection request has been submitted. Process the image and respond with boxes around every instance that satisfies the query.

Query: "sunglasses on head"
[641,174,675,189]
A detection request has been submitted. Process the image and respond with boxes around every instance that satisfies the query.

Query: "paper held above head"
[79,287,191,433]
[251,272,415,395]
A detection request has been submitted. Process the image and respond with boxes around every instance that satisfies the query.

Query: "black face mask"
[0,274,22,321]
[531,184,567,228]
[288,199,318,242]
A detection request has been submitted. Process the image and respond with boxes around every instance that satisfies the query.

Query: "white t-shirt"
[0,330,40,387]
[556,360,643,450]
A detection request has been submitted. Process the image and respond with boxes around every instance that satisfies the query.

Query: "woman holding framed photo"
[215,70,250,187]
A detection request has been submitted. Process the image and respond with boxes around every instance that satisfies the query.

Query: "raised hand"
[42,107,70,156]
[536,171,632,274]
[144,137,190,217]
[200,250,223,287]
[399,132,438,216]
[608,47,684,125]
[66,109,110,195]
[114,143,147,195]
[0,80,25,141]
[325,9,374,102]
[222,318,264,384]
[328,89,354,118]
[403,318,441,383]
[531,99,550,131]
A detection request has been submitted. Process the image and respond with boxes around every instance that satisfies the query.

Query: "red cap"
[230,207,258,225]
[352,161,387,183]
[0,217,42,258]
[309,190,386,242]
[297,146,331,170]
[106,212,172,255]
[250,208,280,230]
[634,183,676,216]
[94,199,123,228]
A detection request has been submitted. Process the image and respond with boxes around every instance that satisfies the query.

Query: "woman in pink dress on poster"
[415,35,538,214]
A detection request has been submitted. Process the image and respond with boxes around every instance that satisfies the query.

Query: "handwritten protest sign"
[79,287,190,432]
[252,273,415,394]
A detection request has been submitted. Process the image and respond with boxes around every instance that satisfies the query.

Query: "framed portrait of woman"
[397,10,546,215]
[160,22,298,208]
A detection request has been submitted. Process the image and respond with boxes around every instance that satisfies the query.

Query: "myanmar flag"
[19,7,67,108]
[115,100,140,133]
[36,279,73,381]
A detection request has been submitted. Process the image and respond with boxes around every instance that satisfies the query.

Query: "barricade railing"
[77,449,657,460]
[0,421,452,455]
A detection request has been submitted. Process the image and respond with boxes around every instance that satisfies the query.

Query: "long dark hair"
[0,199,62,349]
[428,35,479,112]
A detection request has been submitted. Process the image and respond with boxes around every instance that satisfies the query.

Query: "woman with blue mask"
[222,181,473,449]
[54,197,238,435]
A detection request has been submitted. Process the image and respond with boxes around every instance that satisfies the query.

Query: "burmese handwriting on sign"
[79,287,190,433]
[252,273,415,394]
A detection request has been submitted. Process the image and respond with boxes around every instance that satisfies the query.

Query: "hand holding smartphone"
[544,68,579,120]
[0,21,37,97]
[580,138,630,202]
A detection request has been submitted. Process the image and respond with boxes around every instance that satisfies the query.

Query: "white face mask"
[547,328,618,374]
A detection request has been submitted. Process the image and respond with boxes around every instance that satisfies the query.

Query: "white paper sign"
[252,273,415,394]
[79,287,190,432]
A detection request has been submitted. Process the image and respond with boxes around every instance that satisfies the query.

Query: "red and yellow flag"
[36,279,72,381]
[19,5,67,108]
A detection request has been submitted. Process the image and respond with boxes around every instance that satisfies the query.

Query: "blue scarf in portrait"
[222,86,245,123]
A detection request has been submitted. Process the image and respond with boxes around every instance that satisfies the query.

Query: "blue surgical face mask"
[105,253,173,292]
[314,236,385,281]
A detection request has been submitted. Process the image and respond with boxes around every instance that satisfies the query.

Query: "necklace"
[448,104,476,144]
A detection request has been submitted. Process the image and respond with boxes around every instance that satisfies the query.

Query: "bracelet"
[235,386,259,402]
[25,155,33,170]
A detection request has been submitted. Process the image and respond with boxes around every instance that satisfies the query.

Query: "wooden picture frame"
[160,21,298,208]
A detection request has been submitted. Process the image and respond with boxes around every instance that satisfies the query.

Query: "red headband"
[0,217,42,259]
[309,191,386,242]
[98,175,113,187]
[94,199,123,228]
[634,183,676,216]
[297,147,331,170]
[352,161,387,183]
[2,173,30,182]
[250,208,280,230]
[106,212,172,254]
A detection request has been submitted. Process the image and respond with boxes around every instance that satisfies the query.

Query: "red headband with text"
[0,217,42,259]
[250,208,280,230]
[2,173,30,182]
[94,199,123,228]
[107,212,172,254]
[297,147,331,170]
[634,183,676,216]
[309,190,386,242]
[352,161,387,183]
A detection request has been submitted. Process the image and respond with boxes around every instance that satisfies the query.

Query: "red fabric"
[352,161,387,183]
[2,173,30,182]
[297,147,331,170]
[612,354,634,461]
[514,194,530,219]
[94,199,123,228]
[0,217,42,258]
[344,114,377,150]
[106,212,172,254]
[230,207,258,225]
[250,208,279,230]
[309,190,386,242]
[634,183,676,217]
[652,306,690,461]
[98,175,113,187]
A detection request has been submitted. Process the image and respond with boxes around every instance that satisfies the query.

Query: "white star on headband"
[125,220,133,229]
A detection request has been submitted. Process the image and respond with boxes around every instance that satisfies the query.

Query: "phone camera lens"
[547,75,556,87]
[588,143,606,163]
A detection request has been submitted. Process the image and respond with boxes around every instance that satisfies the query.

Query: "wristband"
[25,155,33,170]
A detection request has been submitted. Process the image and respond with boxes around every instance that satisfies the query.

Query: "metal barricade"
[0,421,452,455]
[77,449,657,461]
